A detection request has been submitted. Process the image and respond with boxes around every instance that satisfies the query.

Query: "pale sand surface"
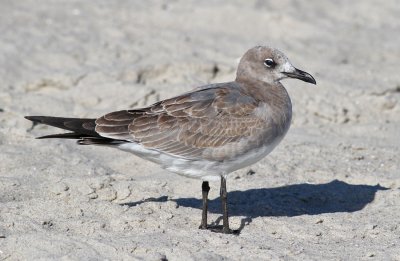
[0,1,399,260]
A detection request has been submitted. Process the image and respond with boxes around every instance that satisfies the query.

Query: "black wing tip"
[78,137,127,145]
[25,116,50,123]
[35,133,81,139]
[25,115,39,121]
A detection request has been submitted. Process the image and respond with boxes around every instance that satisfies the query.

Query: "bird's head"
[236,46,316,85]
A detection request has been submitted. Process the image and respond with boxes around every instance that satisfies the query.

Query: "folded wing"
[95,84,267,161]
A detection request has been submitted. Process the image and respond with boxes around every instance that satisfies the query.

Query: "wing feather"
[95,83,267,161]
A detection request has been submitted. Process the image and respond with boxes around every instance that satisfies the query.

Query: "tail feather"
[25,116,99,137]
[37,132,89,139]
[25,115,128,145]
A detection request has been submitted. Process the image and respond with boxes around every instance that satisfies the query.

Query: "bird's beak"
[283,68,316,85]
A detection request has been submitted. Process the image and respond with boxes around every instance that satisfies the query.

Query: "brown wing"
[95,83,267,161]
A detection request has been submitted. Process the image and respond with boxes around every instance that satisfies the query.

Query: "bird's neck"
[236,77,292,129]
[236,78,291,105]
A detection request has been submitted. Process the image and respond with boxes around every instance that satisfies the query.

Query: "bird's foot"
[199,224,239,235]
[199,224,208,230]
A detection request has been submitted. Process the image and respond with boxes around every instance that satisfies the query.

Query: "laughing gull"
[25,46,316,234]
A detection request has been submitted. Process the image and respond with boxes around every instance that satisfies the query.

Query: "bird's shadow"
[121,180,388,233]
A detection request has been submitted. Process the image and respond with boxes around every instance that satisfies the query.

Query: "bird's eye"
[264,58,276,68]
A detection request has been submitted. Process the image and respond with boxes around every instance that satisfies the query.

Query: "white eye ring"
[264,58,275,68]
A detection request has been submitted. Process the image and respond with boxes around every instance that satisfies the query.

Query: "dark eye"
[264,58,276,68]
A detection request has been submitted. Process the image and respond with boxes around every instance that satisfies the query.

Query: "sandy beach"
[1,1,399,260]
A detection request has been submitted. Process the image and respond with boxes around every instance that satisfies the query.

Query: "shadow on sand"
[121,179,388,233]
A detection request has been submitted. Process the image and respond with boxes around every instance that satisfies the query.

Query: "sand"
[0,1,399,260]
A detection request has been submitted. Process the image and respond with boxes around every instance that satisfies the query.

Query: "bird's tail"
[25,116,128,145]
[25,116,99,139]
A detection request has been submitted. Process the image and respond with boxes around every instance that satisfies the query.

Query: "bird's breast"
[255,98,292,135]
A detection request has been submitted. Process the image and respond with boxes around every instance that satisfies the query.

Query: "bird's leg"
[199,177,236,234]
[199,181,210,230]
[220,175,232,234]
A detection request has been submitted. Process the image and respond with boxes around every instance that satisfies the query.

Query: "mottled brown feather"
[94,82,274,161]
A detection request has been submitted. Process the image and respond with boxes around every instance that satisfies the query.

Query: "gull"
[25,46,316,234]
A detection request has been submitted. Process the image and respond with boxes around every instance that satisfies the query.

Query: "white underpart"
[117,129,289,181]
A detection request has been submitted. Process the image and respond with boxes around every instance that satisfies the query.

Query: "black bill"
[283,68,316,85]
